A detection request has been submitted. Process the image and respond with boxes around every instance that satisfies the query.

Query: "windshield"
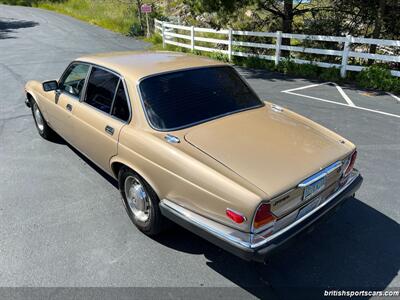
[139,66,264,131]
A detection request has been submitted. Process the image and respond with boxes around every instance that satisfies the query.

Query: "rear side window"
[111,81,130,122]
[84,67,119,113]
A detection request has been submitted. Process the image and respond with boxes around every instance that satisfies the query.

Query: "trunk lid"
[184,106,353,198]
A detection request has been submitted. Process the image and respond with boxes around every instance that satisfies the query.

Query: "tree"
[185,0,332,55]
[135,0,143,31]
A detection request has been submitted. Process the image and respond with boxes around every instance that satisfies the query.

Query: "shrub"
[356,65,400,93]
[238,56,275,70]
[296,63,320,78]
[320,67,341,82]
[129,22,144,37]
[147,33,163,45]
[207,51,229,62]
[277,59,320,78]
[276,59,297,74]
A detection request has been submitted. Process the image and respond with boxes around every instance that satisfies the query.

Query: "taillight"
[253,203,277,229]
[226,208,246,224]
[344,150,357,177]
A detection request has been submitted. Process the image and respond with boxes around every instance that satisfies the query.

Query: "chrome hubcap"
[33,103,44,131]
[124,176,151,222]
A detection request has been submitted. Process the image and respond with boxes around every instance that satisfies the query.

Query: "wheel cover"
[33,103,44,132]
[124,176,151,222]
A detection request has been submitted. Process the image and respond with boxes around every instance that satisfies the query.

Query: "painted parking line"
[387,92,400,103]
[282,82,400,119]
[332,82,355,107]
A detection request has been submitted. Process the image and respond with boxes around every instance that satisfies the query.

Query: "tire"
[118,168,164,235]
[30,98,55,140]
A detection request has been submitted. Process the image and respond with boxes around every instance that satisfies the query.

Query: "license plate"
[297,195,322,219]
[303,177,326,201]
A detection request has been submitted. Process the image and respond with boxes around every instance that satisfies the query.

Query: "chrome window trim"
[136,65,265,132]
[78,62,133,124]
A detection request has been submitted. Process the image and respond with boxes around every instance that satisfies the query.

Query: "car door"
[71,66,131,173]
[45,63,90,143]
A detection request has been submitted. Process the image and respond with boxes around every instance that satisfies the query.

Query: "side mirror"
[42,80,58,92]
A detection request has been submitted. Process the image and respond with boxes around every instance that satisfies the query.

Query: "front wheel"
[119,168,164,235]
[31,99,55,140]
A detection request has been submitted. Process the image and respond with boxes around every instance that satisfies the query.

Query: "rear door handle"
[105,125,114,135]
[66,104,73,112]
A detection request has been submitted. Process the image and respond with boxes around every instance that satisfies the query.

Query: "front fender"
[25,80,42,108]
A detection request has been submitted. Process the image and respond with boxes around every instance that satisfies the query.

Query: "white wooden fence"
[154,19,400,78]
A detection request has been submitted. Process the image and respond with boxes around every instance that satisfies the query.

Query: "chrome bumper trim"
[160,169,360,252]
[160,200,254,249]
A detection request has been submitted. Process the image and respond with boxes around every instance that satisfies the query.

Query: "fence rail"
[154,19,400,78]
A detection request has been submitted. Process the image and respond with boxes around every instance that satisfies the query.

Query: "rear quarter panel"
[113,126,264,232]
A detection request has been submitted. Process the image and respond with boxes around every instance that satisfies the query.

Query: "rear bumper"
[160,170,362,262]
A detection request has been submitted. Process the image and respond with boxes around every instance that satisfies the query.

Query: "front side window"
[139,66,263,130]
[84,67,119,113]
[59,63,89,97]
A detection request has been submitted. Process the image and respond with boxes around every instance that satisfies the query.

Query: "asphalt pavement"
[0,4,399,300]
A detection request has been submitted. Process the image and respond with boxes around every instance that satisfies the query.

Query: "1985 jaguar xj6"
[24,51,362,262]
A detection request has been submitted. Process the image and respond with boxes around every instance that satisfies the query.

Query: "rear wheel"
[119,168,164,235]
[31,99,55,140]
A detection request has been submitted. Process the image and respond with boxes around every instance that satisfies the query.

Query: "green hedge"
[356,65,400,94]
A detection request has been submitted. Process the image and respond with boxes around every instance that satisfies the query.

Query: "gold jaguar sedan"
[24,51,362,262]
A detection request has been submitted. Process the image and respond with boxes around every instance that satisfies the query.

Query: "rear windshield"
[139,66,263,130]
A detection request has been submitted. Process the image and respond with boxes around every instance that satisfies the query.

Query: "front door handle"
[66,103,73,112]
[105,125,114,135]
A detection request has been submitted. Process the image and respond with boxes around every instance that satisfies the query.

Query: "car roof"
[76,51,227,82]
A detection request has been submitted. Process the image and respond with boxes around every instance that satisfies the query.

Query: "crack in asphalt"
[0,113,31,122]
[0,114,31,137]
[0,62,25,84]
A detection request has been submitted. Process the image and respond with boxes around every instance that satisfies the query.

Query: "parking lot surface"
[1,5,399,299]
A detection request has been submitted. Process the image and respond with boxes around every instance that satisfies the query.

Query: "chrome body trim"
[160,169,360,251]
[271,104,283,112]
[164,134,180,143]
[251,160,343,234]
[298,161,342,187]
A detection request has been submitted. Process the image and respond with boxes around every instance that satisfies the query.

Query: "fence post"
[162,22,165,49]
[191,26,195,52]
[275,31,282,66]
[341,34,352,78]
[228,28,233,62]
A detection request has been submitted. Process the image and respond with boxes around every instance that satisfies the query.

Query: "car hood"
[184,105,354,198]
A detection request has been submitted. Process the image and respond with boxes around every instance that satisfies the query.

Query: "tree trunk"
[281,0,293,57]
[136,0,143,31]
[369,0,385,64]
